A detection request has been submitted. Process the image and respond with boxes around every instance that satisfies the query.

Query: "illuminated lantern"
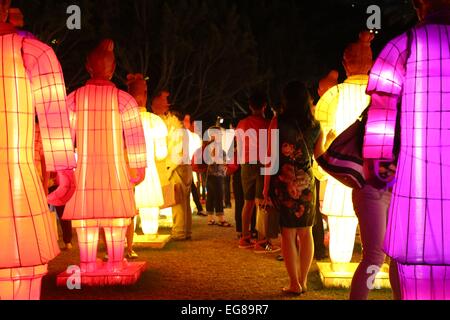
[127,74,168,239]
[0,0,76,300]
[363,10,450,299]
[316,31,373,263]
[60,40,147,285]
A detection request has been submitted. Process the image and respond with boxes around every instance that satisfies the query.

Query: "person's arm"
[263,117,278,199]
[314,128,326,159]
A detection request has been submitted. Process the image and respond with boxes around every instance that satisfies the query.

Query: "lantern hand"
[130,167,146,186]
[47,170,76,206]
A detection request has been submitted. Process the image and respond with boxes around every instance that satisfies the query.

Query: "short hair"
[249,92,267,110]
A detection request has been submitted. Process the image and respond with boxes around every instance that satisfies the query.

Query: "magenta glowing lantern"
[364,16,450,300]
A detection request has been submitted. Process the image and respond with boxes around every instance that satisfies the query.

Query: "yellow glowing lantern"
[316,32,373,264]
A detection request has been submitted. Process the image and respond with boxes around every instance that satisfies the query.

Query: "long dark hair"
[281,81,317,132]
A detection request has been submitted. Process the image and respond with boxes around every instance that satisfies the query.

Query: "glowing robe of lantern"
[0,33,75,279]
[135,111,168,209]
[63,80,146,224]
[364,17,450,300]
[316,75,371,217]
[365,22,450,265]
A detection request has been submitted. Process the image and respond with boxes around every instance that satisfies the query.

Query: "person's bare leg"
[389,260,402,300]
[297,227,314,292]
[126,217,135,254]
[281,228,302,293]
[242,200,255,238]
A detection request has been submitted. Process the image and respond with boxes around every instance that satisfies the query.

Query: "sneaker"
[239,236,255,249]
[254,241,281,254]
[62,243,73,251]
[276,254,284,261]
[126,250,139,259]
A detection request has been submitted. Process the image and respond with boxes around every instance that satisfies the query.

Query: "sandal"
[282,287,302,296]
[208,220,216,226]
[217,221,232,228]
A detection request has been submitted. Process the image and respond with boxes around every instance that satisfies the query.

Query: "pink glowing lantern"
[61,40,147,283]
[316,31,373,263]
[364,13,450,299]
[127,74,168,236]
[0,0,76,299]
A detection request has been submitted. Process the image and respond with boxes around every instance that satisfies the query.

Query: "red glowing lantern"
[0,0,76,299]
[59,40,147,285]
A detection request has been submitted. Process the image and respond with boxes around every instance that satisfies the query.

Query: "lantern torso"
[367,22,450,265]
[135,111,168,208]
[316,75,371,217]
[0,33,75,268]
[64,80,146,220]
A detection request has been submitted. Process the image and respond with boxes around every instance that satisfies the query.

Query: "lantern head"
[127,73,148,110]
[151,90,170,116]
[86,39,116,80]
[412,0,450,21]
[183,114,192,130]
[0,0,11,23]
[343,31,374,77]
[318,70,339,97]
[8,7,23,27]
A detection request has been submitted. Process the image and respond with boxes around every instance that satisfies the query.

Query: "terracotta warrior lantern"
[0,0,76,300]
[127,74,168,241]
[59,40,147,286]
[316,31,374,264]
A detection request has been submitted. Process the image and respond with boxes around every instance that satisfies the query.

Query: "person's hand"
[261,193,273,208]
[326,130,337,144]
[374,160,397,185]
[47,170,76,206]
[130,167,146,186]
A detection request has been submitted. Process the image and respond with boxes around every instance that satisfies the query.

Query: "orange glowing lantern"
[60,40,147,284]
[0,0,76,300]
[316,32,373,263]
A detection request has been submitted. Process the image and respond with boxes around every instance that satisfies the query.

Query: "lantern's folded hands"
[130,167,146,186]
[47,170,76,206]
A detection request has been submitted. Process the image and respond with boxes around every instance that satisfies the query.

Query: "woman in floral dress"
[264,81,326,295]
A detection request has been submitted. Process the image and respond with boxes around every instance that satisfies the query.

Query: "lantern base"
[133,233,171,249]
[56,260,147,287]
[317,262,391,289]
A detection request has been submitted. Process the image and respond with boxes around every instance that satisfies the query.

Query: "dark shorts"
[241,164,264,201]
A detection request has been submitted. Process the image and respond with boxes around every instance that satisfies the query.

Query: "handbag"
[159,182,183,209]
[256,203,280,240]
[316,108,368,189]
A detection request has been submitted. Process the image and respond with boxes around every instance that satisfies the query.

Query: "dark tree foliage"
[13,0,416,120]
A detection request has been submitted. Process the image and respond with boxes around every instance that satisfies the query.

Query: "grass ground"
[41,208,393,300]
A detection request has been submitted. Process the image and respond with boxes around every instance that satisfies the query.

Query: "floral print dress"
[270,116,321,228]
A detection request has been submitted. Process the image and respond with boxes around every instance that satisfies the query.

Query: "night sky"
[13,0,417,122]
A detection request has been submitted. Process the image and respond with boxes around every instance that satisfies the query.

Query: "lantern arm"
[22,38,76,172]
[363,33,408,161]
[152,115,169,161]
[66,91,77,145]
[315,86,339,144]
[363,92,400,161]
[119,91,147,169]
